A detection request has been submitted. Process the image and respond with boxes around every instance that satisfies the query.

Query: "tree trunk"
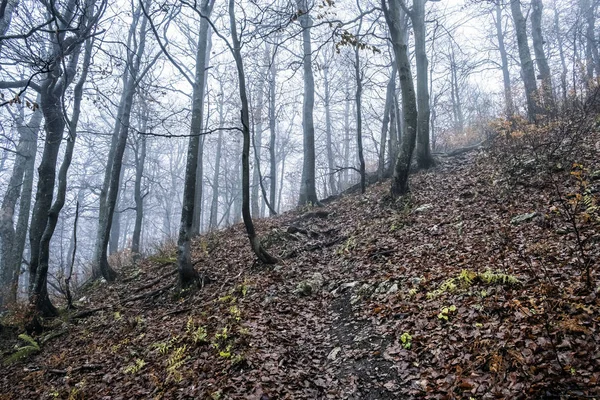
[0,104,41,308]
[95,1,150,282]
[268,44,278,215]
[510,0,539,121]
[531,0,555,111]
[109,147,128,256]
[382,0,418,197]
[28,38,82,314]
[354,24,366,194]
[379,64,397,180]
[33,33,92,316]
[553,1,568,104]
[176,0,215,289]
[411,0,434,169]
[297,0,319,205]
[229,0,277,264]
[131,101,148,260]
[251,49,269,218]
[343,80,351,189]
[323,65,338,195]
[191,30,213,235]
[209,84,225,230]
[0,0,18,54]
[495,2,515,117]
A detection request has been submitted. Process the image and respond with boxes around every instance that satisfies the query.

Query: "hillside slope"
[1,132,599,399]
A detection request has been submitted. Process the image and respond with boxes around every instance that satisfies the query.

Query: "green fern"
[167,345,188,382]
[123,358,146,374]
[3,334,40,365]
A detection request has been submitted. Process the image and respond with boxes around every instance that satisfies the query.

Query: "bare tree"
[228,0,277,264]
[296,0,319,205]
[510,0,539,120]
[382,0,418,196]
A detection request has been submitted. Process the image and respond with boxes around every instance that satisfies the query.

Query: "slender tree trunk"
[0,105,41,308]
[379,65,397,180]
[297,0,319,205]
[28,32,83,313]
[32,34,92,316]
[388,94,400,175]
[191,30,213,235]
[95,1,150,282]
[354,26,366,194]
[411,0,434,169]
[531,0,555,111]
[109,148,128,255]
[176,0,215,288]
[343,80,351,189]
[495,3,515,117]
[209,85,225,230]
[0,0,18,54]
[251,48,269,217]
[323,65,338,195]
[382,0,418,196]
[277,151,286,213]
[268,45,278,215]
[131,102,148,260]
[229,0,277,264]
[553,1,568,104]
[510,0,539,121]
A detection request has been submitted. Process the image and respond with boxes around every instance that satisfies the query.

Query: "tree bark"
[191,30,213,235]
[322,65,338,196]
[228,0,277,264]
[268,44,278,216]
[510,0,539,121]
[33,34,93,317]
[0,103,41,308]
[297,0,319,205]
[411,0,434,169]
[209,84,225,230]
[176,0,215,289]
[379,64,396,180]
[531,0,555,111]
[383,0,418,197]
[551,1,568,104]
[494,2,515,117]
[95,0,150,282]
[354,22,366,194]
[131,101,148,261]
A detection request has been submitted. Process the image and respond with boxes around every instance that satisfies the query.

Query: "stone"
[327,346,341,361]
[387,283,399,295]
[414,204,434,213]
[510,212,539,225]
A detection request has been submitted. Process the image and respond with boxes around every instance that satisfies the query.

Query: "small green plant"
[479,270,520,286]
[124,358,146,374]
[219,344,232,358]
[229,305,241,322]
[400,332,412,349]
[336,236,357,255]
[3,334,40,364]
[186,317,208,344]
[438,305,457,321]
[407,288,418,297]
[152,337,176,354]
[166,345,188,382]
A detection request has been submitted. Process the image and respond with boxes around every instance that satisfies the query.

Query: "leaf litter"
[1,131,599,399]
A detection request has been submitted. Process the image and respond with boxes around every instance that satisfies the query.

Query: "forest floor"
[1,127,600,399]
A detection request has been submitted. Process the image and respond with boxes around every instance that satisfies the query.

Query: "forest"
[0,0,599,398]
